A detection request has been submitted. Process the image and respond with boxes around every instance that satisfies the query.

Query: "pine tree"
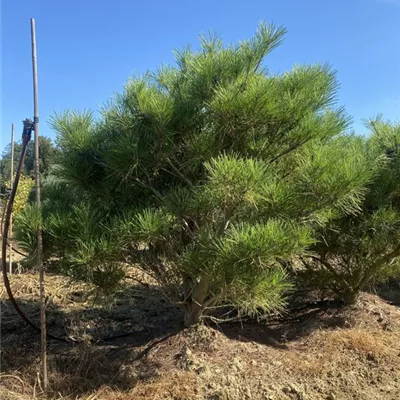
[16,23,378,325]
[301,117,400,303]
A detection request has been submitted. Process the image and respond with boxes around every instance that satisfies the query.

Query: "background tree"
[24,136,59,177]
[0,136,58,183]
[0,142,22,191]
[15,23,382,326]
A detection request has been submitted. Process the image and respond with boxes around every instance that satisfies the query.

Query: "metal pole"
[9,123,14,274]
[31,18,47,391]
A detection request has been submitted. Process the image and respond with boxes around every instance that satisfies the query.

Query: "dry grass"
[110,372,199,400]
[317,328,391,355]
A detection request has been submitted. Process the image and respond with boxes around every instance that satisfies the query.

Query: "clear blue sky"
[1,0,399,151]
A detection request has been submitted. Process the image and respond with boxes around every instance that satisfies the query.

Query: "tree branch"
[166,159,194,187]
[133,175,164,203]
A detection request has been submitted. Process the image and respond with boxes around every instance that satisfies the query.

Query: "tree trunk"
[183,276,209,327]
[342,289,359,305]
[184,303,203,327]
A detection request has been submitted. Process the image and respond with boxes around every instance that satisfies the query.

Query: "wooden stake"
[9,123,14,274]
[31,18,47,391]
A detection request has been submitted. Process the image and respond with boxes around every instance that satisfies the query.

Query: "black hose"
[0,236,29,258]
[1,122,144,344]
[1,190,30,258]
[1,120,66,342]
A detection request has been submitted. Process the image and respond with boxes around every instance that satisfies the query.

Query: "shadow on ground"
[1,281,183,396]
[1,273,366,398]
[214,300,347,349]
[374,282,400,306]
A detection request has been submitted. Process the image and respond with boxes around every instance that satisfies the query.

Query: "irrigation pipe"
[1,120,65,342]
[1,125,148,344]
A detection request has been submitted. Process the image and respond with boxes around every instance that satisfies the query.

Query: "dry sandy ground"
[1,270,400,400]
